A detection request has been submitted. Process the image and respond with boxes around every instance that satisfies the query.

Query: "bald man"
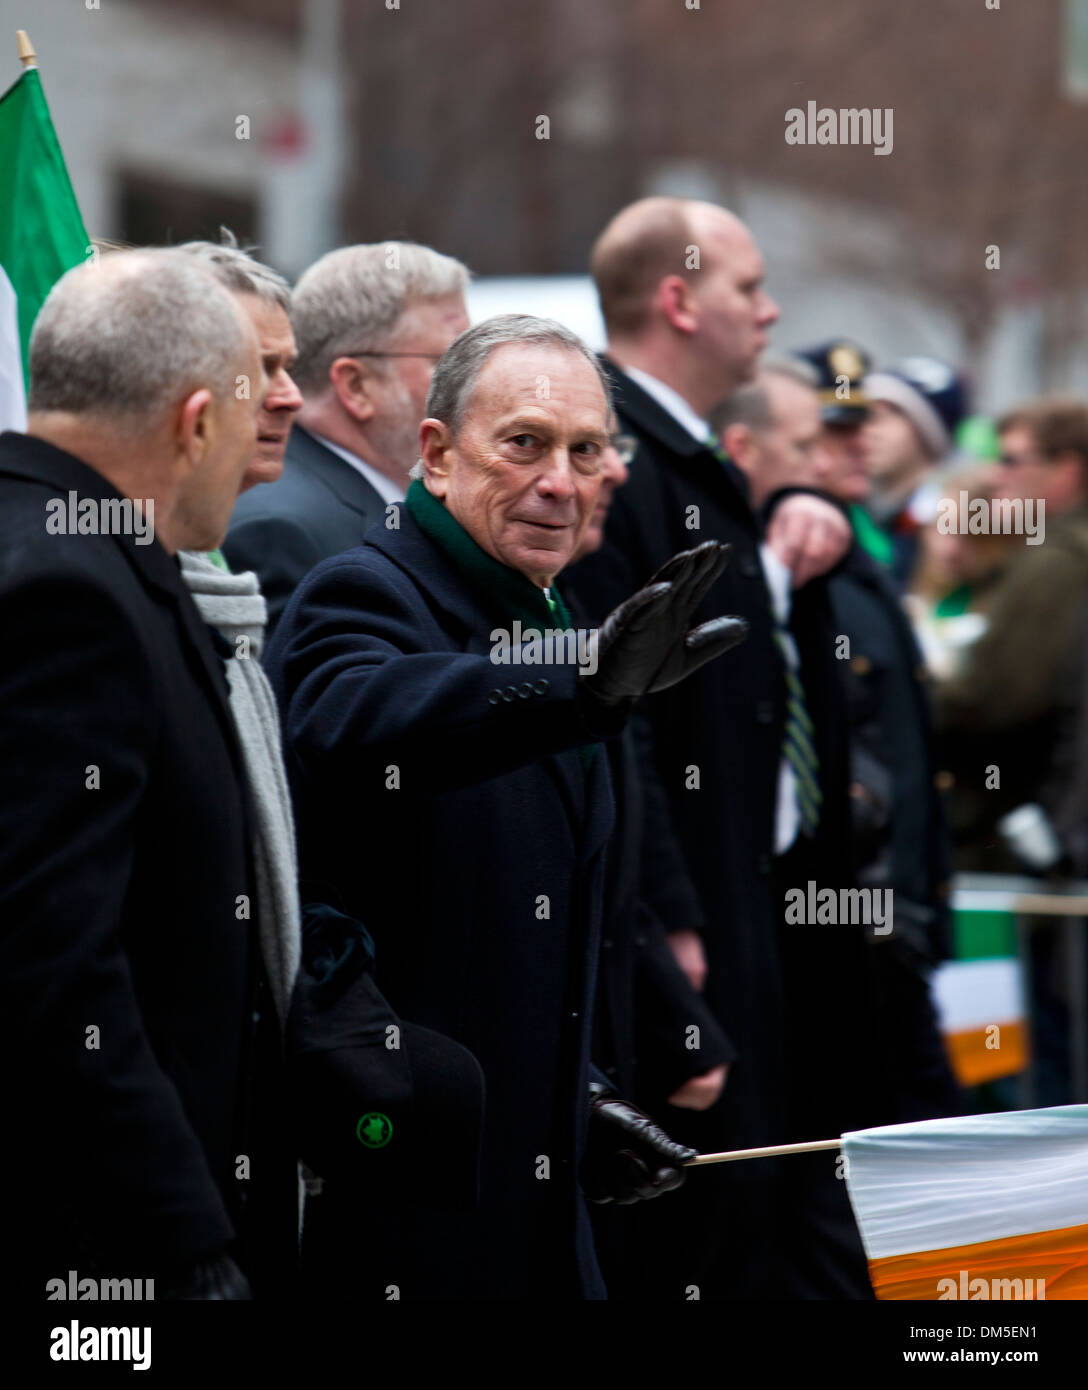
[0,251,292,1299]
[567,200,878,1301]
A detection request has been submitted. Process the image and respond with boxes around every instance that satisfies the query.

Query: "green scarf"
[849,503,896,567]
[404,479,594,770]
[405,479,575,629]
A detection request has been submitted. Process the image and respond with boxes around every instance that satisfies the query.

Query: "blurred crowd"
[4,195,1087,1303]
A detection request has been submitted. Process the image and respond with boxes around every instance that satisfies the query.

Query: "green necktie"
[772,626,822,836]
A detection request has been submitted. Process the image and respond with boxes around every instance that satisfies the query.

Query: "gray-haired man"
[223,240,470,633]
[0,250,283,1298]
[266,314,747,1299]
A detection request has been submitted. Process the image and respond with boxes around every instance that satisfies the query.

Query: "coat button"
[533,679,550,695]
[739,555,760,578]
[851,655,872,676]
[935,770,954,792]
[488,690,502,705]
[503,686,517,702]
[757,852,772,876]
[755,699,775,724]
[518,682,533,699]
[602,938,613,950]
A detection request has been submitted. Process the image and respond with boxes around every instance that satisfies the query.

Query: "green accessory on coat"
[849,503,896,567]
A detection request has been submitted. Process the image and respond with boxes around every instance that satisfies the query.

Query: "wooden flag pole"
[16,30,37,69]
[686,1137,842,1166]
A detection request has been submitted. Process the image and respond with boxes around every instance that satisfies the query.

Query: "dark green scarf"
[404,479,595,770]
[405,479,575,629]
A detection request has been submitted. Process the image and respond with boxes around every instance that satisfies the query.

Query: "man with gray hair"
[0,249,286,1299]
[265,314,747,1299]
[223,240,470,634]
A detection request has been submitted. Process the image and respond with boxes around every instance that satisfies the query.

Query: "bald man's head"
[591,197,779,410]
[29,249,254,424]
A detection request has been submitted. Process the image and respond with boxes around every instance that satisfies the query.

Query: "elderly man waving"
[265,315,746,1299]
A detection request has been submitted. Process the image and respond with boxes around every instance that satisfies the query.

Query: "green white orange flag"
[0,63,88,430]
[842,1104,1088,1300]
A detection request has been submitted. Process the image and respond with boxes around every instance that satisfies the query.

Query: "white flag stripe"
[0,265,26,432]
[842,1104,1088,1261]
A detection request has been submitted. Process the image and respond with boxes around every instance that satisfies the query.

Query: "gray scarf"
[177,550,300,1028]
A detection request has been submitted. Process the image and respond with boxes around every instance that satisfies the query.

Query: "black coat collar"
[287,424,387,521]
[0,430,245,776]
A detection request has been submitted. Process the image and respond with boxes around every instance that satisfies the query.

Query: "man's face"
[575,418,630,559]
[235,293,302,491]
[810,420,871,504]
[993,425,1085,512]
[690,214,780,391]
[736,374,825,509]
[860,399,926,483]
[366,293,470,478]
[423,343,609,586]
[176,312,266,550]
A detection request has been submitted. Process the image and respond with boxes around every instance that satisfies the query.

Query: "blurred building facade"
[8,0,1088,408]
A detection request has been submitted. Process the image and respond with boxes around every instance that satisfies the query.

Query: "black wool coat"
[0,432,266,1296]
[223,424,387,638]
[264,507,617,1299]
[566,362,877,1157]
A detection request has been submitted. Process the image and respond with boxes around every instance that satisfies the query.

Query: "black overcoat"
[567,363,873,1152]
[0,432,262,1296]
[265,506,616,1299]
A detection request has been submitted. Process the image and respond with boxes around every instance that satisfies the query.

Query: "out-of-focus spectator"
[933,398,1088,873]
[859,357,971,590]
[223,241,470,634]
[903,462,1012,684]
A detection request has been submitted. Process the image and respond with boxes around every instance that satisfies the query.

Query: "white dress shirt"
[309,432,406,507]
[623,365,710,444]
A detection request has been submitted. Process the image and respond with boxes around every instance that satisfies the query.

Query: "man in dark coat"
[720,357,964,1127]
[0,250,286,1299]
[567,199,879,1299]
[224,241,470,633]
[266,314,746,1299]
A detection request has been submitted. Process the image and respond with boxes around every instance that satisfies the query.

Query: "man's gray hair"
[708,355,819,437]
[426,313,611,437]
[291,241,470,393]
[175,227,292,312]
[28,248,250,422]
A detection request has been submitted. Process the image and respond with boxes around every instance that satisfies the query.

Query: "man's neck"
[869,462,930,522]
[296,408,405,488]
[608,342,713,419]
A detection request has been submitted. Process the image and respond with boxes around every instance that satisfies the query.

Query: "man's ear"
[329,357,377,424]
[654,274,698,335]
[722,422,750,470]
[175,387,215,472]
[419,418,453,498]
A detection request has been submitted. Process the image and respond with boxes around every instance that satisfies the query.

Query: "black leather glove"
[158,1251,253,1301]
[580,541,747,710]
[582,1081,698,1205]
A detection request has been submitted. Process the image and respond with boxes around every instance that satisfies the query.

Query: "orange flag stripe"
[944,1020,1028,1087]
[869,1220,1088,1300]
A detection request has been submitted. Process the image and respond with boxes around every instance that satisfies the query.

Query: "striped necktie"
[772,626,822,836]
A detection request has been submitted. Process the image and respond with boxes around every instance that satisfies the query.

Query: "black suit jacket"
[223,424,388,637]
[0,431,257,1293]
[265,508,618,1299]
[567,360,874,1153]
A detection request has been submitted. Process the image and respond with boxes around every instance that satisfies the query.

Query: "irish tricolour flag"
[0,62,88,430]
[843,1105,1088,1300]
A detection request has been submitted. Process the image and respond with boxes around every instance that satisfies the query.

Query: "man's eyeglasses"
[342,350,446,362]
[610,433,638,466]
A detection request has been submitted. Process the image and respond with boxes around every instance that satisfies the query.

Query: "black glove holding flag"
[579,541,747,712]
[582,1081,697,1205]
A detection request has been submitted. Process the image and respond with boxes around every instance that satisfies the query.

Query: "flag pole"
[16,30,37,69]
[686,1137,842,1166]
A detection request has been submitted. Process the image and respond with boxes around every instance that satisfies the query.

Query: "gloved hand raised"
[582,1082,698,1205]
[581,541,747,710]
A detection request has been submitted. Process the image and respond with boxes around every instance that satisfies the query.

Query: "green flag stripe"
[0,68,89,384]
